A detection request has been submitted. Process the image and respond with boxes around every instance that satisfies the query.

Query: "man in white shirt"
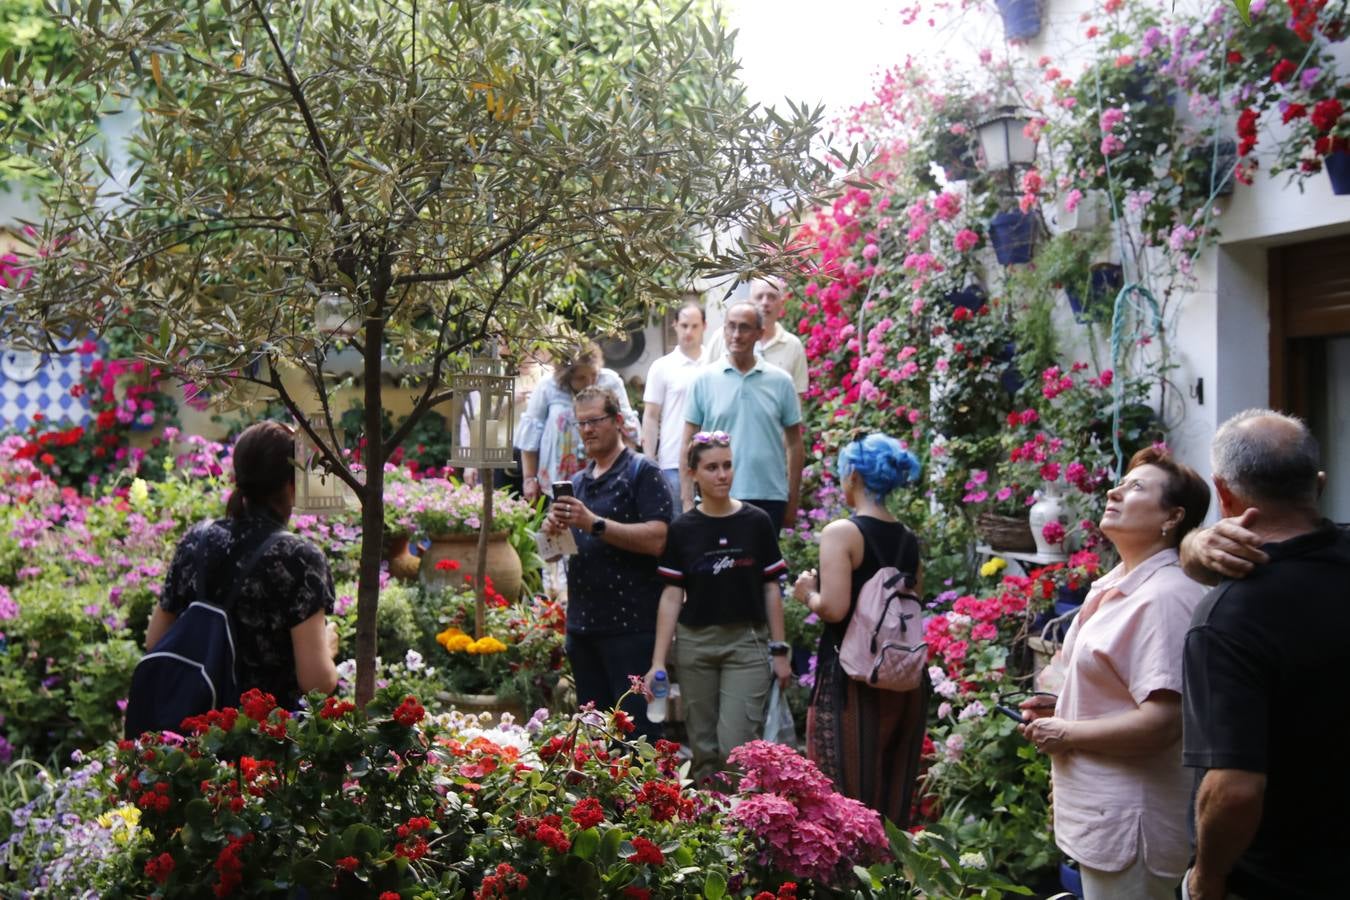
[642,300,706,501]
[705,276,808,395]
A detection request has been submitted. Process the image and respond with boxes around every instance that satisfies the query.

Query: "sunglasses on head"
[692,431,730,445]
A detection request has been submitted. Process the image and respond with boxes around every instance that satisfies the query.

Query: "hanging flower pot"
[1064,263,1124,323]
[995,0,1042,41]
[1325,149,1350,196]
[1189,139,1237,198]
[943,285,987,312]
[1046,189,1108,235]
[989,210,1037,265]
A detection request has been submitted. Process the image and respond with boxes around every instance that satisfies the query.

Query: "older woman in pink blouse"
[1019,447,1210,900]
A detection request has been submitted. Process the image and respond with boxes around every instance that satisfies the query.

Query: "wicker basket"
[975,512,1037,553]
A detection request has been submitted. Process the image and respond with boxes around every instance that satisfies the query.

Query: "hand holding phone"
[995,705,1027,725]
[552,481,574,499]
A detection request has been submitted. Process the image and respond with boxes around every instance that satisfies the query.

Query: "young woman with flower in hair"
[791,432,926,825]
[645,431,791,784]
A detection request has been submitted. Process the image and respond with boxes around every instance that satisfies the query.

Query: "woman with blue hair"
[792,432,930,825]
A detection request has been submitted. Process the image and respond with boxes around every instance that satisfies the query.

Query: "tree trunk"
[355,315,386,707]
[474,469,493,639]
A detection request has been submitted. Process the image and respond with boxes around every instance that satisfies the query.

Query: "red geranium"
[1311,99,1344,135]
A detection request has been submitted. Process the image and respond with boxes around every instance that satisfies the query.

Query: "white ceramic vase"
[1028,486,1070,557]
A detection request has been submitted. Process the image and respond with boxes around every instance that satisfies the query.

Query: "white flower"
[958,701,987,721]
[937,702,952,719]
[404,649,424,671]
[928,665,948,685]
[959,851,987,870]
[935,678,959,699]
[944,733,965,761]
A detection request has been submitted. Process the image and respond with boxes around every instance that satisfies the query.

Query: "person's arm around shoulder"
[791,518,861,623]
[291,610,339,695]
[1179,508,1268,585]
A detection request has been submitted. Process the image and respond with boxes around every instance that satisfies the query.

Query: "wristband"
[524,476,539,484]
[767,640,791,656]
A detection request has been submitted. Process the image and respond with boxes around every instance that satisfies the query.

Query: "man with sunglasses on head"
[682,300,804,533]
[542,385,673,739]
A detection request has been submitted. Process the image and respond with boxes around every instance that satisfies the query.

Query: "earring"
[1161,525,1169,537]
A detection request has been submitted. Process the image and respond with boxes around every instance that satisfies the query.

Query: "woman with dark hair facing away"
[646,431,791,784]
[1017,447,1210,899]
[143,421,339,710]
[791,432,926,825]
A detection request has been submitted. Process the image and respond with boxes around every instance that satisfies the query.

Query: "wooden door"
[1269,234,1350,522]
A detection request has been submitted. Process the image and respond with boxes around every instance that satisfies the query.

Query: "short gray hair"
[1211,408,1320,507]
[724,300,764,330]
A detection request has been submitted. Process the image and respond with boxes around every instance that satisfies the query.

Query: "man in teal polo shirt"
[681,301,803,532]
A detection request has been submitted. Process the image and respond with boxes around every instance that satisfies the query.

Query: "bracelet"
[767,640,791,656]
[524,476,538,484]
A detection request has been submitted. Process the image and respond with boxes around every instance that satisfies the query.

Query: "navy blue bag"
[124,526,285,737]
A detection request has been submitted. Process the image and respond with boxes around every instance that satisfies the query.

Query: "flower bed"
[1,689,1021,897]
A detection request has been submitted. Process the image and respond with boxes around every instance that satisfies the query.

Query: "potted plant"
[994,0,1042,42]
[988,209,1039,265]
[410,479,534,601]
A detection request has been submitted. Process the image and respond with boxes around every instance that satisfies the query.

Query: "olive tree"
[5,0,838,704]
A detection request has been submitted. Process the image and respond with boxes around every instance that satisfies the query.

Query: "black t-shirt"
[161,512,335,710]
[565,449,674,635]
[656,503,786,628]
[1182,521,1350,899]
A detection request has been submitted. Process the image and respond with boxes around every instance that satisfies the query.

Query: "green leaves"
[1231,0,1252,25]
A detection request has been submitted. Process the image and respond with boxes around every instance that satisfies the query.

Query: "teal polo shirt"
[685,357,801,502]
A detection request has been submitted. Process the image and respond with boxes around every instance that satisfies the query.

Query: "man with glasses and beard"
[542,386,673,738]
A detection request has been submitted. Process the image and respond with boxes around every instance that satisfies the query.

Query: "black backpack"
[124,525,285,737]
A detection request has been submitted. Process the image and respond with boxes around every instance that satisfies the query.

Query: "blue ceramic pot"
[989,211,1037,265]
[1325,149,1350,196]
[1065,264,1124,323]
[996,0,1042,40]
[944,286,987,312]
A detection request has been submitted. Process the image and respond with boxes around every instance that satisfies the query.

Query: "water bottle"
[647,670,669,723]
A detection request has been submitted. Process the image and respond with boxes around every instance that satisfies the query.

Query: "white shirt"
[705,322,808,393]
[642,346,705,470]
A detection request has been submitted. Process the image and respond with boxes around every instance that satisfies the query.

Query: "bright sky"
[725,0,993,121]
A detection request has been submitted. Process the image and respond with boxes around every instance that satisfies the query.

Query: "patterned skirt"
[806,644,931,827]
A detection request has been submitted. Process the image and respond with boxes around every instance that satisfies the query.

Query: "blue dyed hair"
[838,433,920,500]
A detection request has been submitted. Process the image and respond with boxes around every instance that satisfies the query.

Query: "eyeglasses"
[692,431,730,445]
[576,414,614,430]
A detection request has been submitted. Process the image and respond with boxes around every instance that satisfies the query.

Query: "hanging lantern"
[293,414,352,515]
[449,355,515,470]
[976,104,1037,171]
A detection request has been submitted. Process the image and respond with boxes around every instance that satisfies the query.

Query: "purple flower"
[1300,67,1321,91]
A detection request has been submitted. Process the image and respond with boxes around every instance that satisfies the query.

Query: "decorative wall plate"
[0,348,43,382]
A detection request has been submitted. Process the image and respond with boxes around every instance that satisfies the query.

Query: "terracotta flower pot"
[421,532,523,600]
[384,533,421,582]
[438,691,527,725]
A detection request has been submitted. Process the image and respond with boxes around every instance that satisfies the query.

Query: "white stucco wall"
[1010,0,1350,519]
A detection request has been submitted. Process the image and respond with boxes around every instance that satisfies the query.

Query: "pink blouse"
[1051,548,1206,878]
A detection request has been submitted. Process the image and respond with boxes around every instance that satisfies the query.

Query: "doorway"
[1269,234,1350,524]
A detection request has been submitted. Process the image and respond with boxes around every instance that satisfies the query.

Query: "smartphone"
[551,481,574,499]
[995,705,1027,725]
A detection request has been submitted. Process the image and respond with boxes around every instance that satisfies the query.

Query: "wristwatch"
[767,641,791,657]
[590,518,607,537]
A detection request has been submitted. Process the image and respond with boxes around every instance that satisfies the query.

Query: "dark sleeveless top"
[821,515,918,651]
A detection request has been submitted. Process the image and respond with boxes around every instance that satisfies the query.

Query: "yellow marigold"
[466,636,508,655]
[979,557,1007,578]
[442,633,473,653]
